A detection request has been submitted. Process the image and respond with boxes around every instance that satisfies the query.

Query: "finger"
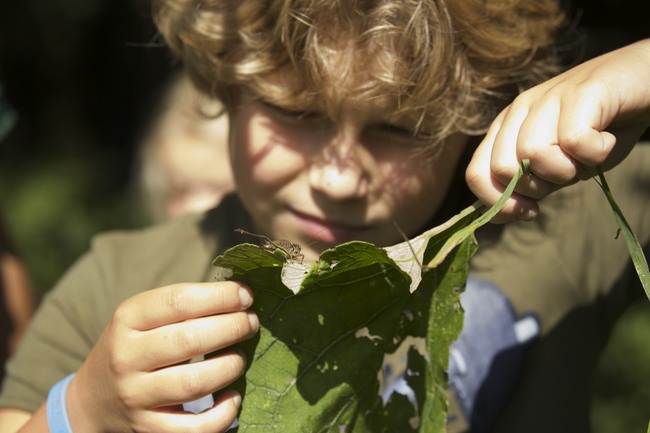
[514,100,580,191]
[466,117,539,222]
[119,281,253,330]
[489,98,563,199]
[465,110,502,203]
[138,390,242,433]
[557,86,617,167]
[489,102,527,187]
[135,350,247,408]
[472,173,539,224]
[479,103,541,219]
[131,310,258,370]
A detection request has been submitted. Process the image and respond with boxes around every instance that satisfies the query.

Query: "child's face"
[229,81,468,262]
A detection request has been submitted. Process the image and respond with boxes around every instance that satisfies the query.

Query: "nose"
[308,132,370,201]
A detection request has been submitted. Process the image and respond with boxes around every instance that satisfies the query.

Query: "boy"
[1,0,649,432]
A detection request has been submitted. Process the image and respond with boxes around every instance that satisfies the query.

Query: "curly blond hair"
[153,0,566,152]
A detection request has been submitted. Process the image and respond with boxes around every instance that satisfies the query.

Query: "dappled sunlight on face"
[228,70,469,261]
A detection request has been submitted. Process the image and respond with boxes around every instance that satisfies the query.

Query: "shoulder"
[0,196,250,413]
[89,194,249,299]
[38,193,249,328]
[90,212,211,288]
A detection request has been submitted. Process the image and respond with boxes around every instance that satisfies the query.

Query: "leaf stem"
[594,166,650,301]
[425,159,530,269]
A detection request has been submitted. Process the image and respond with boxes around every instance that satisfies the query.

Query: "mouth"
[289,208,371,244]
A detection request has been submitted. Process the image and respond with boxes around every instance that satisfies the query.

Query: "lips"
[289,208,371,244]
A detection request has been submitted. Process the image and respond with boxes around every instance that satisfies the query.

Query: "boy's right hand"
[67,281,258,433]
[465,38,650,223]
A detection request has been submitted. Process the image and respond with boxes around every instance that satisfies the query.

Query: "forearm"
[0,405,46,433]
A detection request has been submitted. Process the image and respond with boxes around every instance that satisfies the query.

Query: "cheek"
[392,172,439,222]
[380,158,437,203]
[231,111,306,189]
[379,146,465,227]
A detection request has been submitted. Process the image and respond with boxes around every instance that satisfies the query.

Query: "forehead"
[247,33,420,125]
[265,70,392,112]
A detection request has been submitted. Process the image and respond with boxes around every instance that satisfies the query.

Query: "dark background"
[0,1,648,431]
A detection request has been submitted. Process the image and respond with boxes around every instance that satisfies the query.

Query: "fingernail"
[231,392,242,407]
[247,311,259,331]
[238,286,253,308]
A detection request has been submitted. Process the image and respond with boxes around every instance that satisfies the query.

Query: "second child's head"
[154,0,565,260]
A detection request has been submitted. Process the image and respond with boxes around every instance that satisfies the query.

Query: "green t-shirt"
[1,145,648,433]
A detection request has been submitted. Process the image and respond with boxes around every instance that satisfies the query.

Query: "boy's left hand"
[466,38,650,223]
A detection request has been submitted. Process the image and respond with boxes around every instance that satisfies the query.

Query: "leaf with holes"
[211,215,476,432]
[210,161,532,432]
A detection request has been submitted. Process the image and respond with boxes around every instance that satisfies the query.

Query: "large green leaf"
[211,157,650,432]
[210,161,533,432]
[211,215,476,432]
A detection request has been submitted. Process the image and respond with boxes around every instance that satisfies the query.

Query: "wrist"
[46,374,75,433]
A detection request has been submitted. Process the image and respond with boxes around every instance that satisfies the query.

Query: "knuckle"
[464,160,486,193]
[177,326,202,355]
[230,312,252,340]
[105,332,134,376]
[180,368,204,397]
[222,352,246,380]
[214,282,229,309]
[165,286,189,316]
[522,150,550,176]
[111,303,126,323]
[111,300,135,327]
[490,160,516,184]
[509,91,530,108]
[114,380,140,408]
[166,287,189,315]
[557,130,584,152]
[550,171,575,185]
[108,349,130,375]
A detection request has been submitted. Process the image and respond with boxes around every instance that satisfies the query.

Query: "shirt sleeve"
[0,210,221,413]
[0,251,112,412]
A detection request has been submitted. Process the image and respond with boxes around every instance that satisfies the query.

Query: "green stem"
[594,166,650,301]
[426,159,531,269]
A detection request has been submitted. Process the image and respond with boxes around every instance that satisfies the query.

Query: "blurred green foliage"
[592,301,650,433]
[0,153,148,293]
[0,0,168,292]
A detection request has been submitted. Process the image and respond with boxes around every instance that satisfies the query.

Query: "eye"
[377,123,436,142]
[260,100,321,122]
[364,123,435,151]
[377,123,414,138]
